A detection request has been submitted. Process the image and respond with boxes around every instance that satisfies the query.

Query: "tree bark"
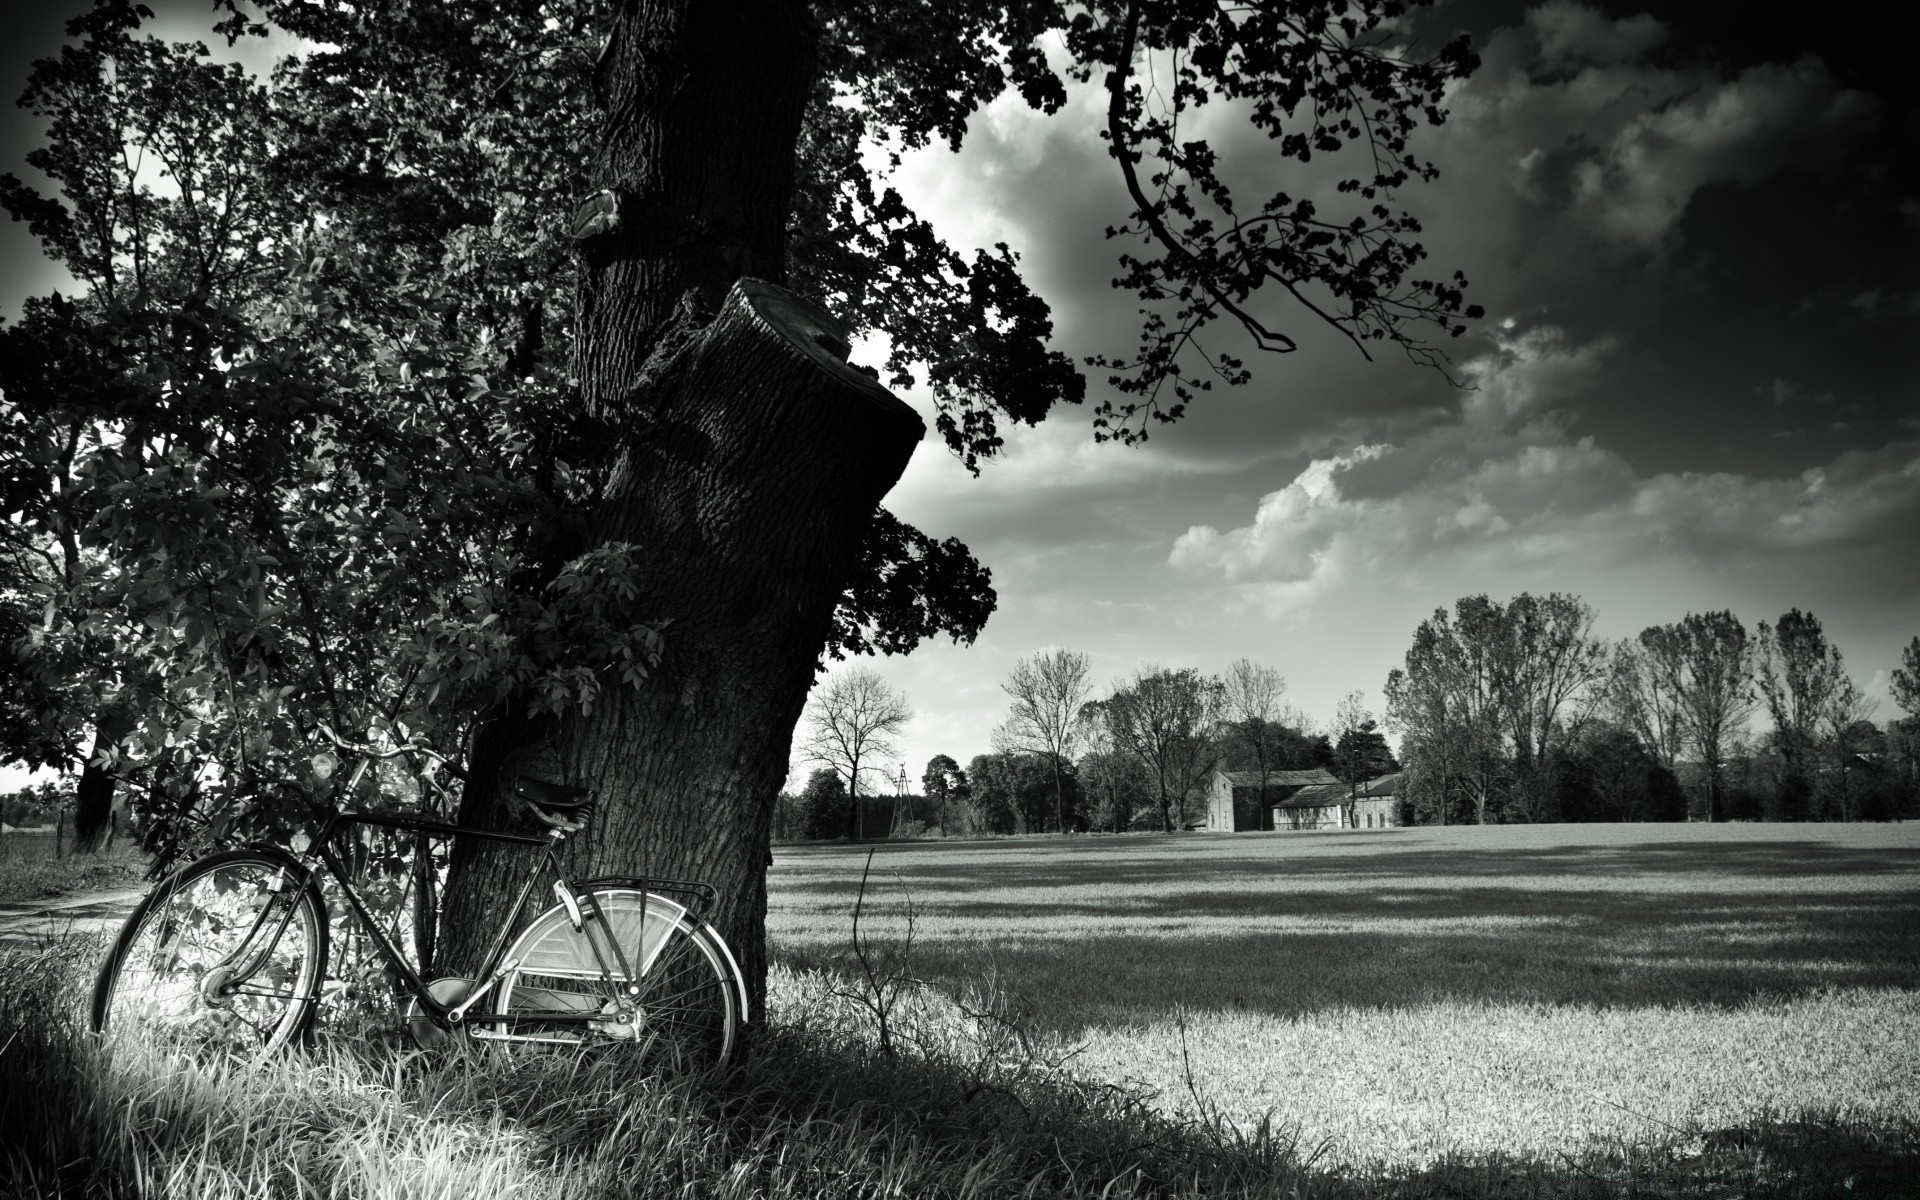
[72,711,132,853]
[437,274,922,1009]
[428,0,932,1019]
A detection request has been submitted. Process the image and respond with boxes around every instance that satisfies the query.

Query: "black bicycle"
[90,732,746,1066]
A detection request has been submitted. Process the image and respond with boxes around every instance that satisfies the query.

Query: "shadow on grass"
[773,833,1920,889]
[3,931,1914,1200]
[770,835,1920,1026]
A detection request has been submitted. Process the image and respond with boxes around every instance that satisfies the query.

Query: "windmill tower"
[889,763,911,838]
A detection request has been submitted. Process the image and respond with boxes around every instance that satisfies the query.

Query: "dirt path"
[0,884,147,948]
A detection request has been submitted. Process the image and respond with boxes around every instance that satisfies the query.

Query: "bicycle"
[90,730,747,1067]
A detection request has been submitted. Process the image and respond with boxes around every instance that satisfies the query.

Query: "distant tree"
[1756,610,1863,820]
[966,751,1074,834]
[800,668,911,841]
[1607,631,1688,774]
[1560,722,1685,822]
[1104,665,1222,831]
[1616,612,1756,821]
[1075,698,1147,834]
[1500,593,1608,821]
[1330,693,1398,827]
[1386,598,1508,824]
[1220,659,1293,818]
[796,769,849,841]
[1386,593,1603,824]
[920,754,969,836]
[992,649,1092,836]
[1894,637,1920,719]
[1890,638,1920,814]
[771,787,803,841]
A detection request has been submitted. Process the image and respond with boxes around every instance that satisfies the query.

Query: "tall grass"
[0,835,149,904]
[0,933,1320,1199]
[4,932,1915,1198]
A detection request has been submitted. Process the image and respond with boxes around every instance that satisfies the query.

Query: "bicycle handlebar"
[315,723,468,781]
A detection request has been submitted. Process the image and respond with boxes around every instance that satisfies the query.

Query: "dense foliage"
[1387,596,1917,824]
[2,0,1486,863]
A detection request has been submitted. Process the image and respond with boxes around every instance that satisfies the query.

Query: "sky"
[2,1,1915,794]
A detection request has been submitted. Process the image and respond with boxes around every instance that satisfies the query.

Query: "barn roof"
[1221,768,1338,790]
[1272,782,1348,808]
[1357,772,1403,798]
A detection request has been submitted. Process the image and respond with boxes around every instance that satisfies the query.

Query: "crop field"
[768,823,1920,1169]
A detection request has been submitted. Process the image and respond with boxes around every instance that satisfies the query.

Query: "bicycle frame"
[283,808,710,1038]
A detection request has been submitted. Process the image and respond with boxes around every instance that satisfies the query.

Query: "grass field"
[768,823,1920,1169]
[0,834,149,904]
[1,823,1913,1197]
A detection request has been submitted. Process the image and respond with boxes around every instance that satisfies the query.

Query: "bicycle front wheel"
[92,849,328,1062]
[490,889,740,1068]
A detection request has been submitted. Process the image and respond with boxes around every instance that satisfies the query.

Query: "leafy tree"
[1102,665,1222,831]
[1385,597,1509,824]
[1756,609,1865,820]
[1894,637,1920,719]
[1557,722,1685,823]
[1385,593,1603,823]
[920,753,970,835]
[1219,658,1293,817]
[3,0,1483,996]
[1607,631,1689,774]
[991,649,1092,836]
[796,768,849,841]
[1329,693,1397,826]
[799,668,912,841]
[1499,593,1608,821]
[1074,697,1143,833]
[966,750,1082,834]
[1671,612,1758,822]
[1890,638,1920,813]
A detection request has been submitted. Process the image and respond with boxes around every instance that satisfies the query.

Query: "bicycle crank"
[407,977,478,1050]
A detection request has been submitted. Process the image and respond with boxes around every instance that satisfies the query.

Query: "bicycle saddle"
[514,776,595,831]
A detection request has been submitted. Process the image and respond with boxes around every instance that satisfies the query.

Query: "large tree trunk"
[436,1,923,1017]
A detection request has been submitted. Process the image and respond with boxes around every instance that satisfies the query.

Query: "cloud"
[827,2,1914,770]
[1567,59,1876,247]
[1170,329,1920,610]
[1415,10,1880,332]
[1527,0,1666,68]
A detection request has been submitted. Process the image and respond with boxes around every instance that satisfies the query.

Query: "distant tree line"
[778,652,1395,840]
[1385,595,1919,824]
[774,605,1917,841]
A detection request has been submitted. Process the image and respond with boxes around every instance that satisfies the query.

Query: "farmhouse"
[1202,767,1339,831]
[1269,772,1405,830]
[1272,782,1346,829]
[1351,772,1403,828]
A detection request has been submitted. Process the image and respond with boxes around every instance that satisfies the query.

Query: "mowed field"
[767,823,1920,1168]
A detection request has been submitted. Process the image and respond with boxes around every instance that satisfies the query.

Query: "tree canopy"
[1,0,1483,886]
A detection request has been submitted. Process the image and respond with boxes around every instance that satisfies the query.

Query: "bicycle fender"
[701,920,751,1025]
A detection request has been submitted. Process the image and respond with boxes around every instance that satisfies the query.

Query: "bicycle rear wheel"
[92,849,328,1062]
[489,889,740,1068]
